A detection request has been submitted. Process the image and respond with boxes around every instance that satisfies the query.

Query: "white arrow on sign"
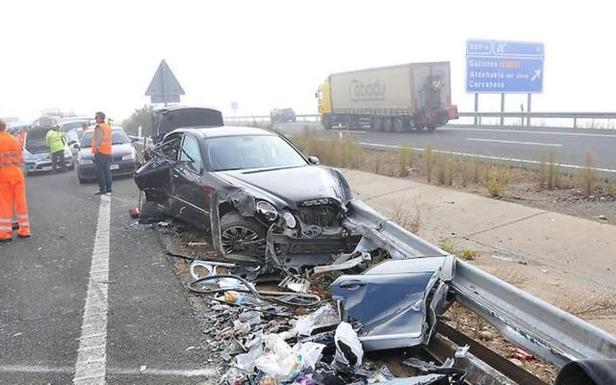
[531,69,542,82]
[496,42,506,53]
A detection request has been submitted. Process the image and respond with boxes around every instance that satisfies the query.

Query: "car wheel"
[78,176,87,184]
[220,212,267,258]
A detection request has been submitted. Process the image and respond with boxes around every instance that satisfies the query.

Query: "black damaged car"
[134,125,360,271]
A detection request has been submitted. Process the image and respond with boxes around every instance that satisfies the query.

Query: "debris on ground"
[146,216,560,385]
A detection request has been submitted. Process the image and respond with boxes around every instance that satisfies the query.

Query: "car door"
[171,133,210,229]
[134,132,181,204]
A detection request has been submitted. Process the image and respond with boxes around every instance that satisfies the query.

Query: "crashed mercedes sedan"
[134,125,361,270]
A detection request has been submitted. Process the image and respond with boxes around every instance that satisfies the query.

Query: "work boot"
[17,234,30,238]
[95,191,106,195]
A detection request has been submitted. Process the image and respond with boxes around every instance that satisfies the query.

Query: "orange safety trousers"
[0,131,29,240]
[0,177,30,240]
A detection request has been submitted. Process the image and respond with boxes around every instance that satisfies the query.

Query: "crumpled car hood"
[215,165,353,210]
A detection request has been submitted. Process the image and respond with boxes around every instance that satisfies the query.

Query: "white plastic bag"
[235,344,264,371]
[255,334,302,381]
[296,341,325,370]
[293,304,339,336]
[334,322,363,368]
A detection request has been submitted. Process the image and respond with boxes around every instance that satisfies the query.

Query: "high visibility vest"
[46,129,65,153]
[0,132,24,180]
[91,123,112,155]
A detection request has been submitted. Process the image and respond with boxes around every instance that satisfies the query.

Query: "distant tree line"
[122,105,153,137]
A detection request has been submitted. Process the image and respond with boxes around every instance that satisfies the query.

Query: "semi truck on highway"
[316,62,458,132]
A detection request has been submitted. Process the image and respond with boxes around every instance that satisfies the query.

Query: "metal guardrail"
[453,261,616,368]
[347,199,616,369]
[225,112,616,129]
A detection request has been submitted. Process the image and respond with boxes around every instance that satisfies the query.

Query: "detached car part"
[331,256,455,351]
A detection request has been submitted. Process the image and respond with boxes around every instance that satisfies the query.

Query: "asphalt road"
[274,123,616,174]
[0,171,212,384]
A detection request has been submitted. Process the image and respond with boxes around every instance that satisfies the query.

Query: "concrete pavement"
[0,172,212,384]
[342,169,616,333]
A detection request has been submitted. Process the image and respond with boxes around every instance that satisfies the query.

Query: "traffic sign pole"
[527,93,532,127]
[500,93,505,126]
[474,93,479,126]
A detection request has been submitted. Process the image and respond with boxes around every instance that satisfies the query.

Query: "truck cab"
[316,81,333,127]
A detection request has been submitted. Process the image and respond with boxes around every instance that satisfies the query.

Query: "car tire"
[219,212,267,258]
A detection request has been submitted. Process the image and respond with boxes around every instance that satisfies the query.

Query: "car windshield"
[205,135,307,171]
[61,121,88,132]
[81,130,130,148]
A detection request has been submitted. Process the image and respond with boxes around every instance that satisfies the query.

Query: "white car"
[23,127,74,174]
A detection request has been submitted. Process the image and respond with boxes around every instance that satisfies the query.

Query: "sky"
[1,0,615,122]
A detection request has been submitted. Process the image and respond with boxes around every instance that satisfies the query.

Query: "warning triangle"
[145,59,185,97]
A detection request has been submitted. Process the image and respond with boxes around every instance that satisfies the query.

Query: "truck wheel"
[323,115,332,130]
[394,117,406,133]
[383,118,393,132]
[371,117,382,131]
[426,125,437,133]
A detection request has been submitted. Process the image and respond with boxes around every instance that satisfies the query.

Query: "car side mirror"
[68,140,76,146]
[308,156,320,165]
[71,143,80,150]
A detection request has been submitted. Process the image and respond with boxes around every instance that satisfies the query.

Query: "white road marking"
[359,142,616,174]
[447,126,616,138]
[73,195,111,385]
[0,364,215,378]
[466,137,563,147]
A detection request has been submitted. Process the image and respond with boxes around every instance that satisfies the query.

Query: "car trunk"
[25,129,51,154]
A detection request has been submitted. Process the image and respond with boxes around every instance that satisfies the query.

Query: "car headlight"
[79,158,94,165]
[122,153,136,161]
[256,201,278,221]
[283,211,297,228]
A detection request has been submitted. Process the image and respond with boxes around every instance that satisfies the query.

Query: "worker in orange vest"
[0,119,31,241]
[92,111,113,195]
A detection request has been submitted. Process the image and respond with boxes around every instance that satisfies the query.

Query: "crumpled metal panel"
[331,257,455,351]
[342,199,449,260]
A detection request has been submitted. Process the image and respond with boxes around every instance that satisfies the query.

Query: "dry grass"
[390,203,422,234]
[605,178,616,197]
[575,152,600,198]
[424,144,434,183]
[436,153,454,186]
[438,237,456,254]
[538,150,560,189]
[398,145,412,177]
[459,248,478,261]
[556,293,616,318]
[293,128,362,169]
[483,164,510,198]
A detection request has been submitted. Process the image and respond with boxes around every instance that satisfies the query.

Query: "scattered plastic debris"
[294,304,339,337]
[334,322,363,368]
[279,275,311,293]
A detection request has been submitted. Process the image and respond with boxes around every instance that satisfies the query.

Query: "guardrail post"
[573,117,578,129]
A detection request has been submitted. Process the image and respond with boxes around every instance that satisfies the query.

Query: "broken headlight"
[283,211,297,228]
[256,200,278,222]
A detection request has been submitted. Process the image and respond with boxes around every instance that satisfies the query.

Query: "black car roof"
[175,125,276,138]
